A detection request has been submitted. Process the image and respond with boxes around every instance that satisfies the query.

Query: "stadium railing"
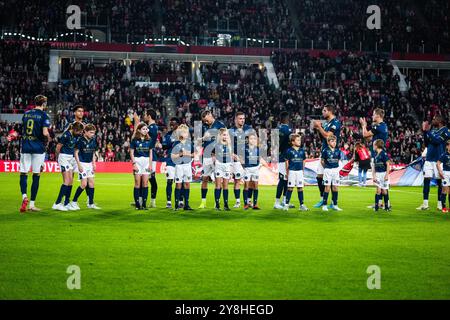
[1,30,446,54]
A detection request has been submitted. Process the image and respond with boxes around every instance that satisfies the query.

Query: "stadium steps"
[391,64,408,92]
[389,62,420,125]
[47,51,59,83]
[263,62,280,89]
[164,96,177,120]
[195,63,203,83]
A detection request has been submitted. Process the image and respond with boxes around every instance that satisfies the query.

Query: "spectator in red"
[340,143,351,158]
[105,146,115,162]
[353,142,371,187]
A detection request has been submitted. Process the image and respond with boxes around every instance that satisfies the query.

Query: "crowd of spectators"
[290,0,449,52]
[1,0,448,52]
[0,41,449,166]
[0,41,50,113]
[200,62,267,85]
[163,0,295,40]
[0,0,295,43]
[62,58,190,83]
[270,50,449,163]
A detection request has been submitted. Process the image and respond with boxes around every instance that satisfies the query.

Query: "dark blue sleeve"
[130,140,136,149]
[370,124,379,135]
[75,138,82,150]
[321,149,327,159]
[58,132,68,145]
[161,133,171,149]
[444,128,450,142]
[161,135,168,148]
[329,120,339,134]
[149,125,158,148]
[284,149,291,161]
[150,126,158,148]
[42,113,51,128]
[426,130,445,145]
[424,131,430,146]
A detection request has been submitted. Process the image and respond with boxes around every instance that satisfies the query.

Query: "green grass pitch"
[0,172,449,300]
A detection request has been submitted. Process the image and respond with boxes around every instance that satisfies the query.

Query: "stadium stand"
[1,0,448,51]
[291,0,449,52]
[1,38,448,166]
[0,41,50,113]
